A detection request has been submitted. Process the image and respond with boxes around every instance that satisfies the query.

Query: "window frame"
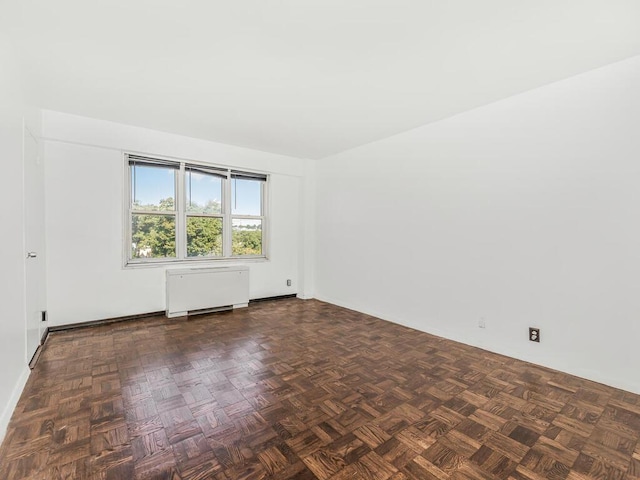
[183,165,226,259]
[123,153,269,267]
[230,174,267,258]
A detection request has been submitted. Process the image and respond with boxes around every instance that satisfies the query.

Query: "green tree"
[232,229,262,255]
[187,217,223,257]
[131,197,176,258]
[132,197,262,258]
[186,199,221,215]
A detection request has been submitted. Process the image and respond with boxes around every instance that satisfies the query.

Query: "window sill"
[124,256,269,269]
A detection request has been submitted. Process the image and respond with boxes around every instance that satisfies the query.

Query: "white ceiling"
[10,0,640,159]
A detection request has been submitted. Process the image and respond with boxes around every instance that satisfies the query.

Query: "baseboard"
[0,365,30,444]
[40,326,49,344]
[313,294,384,319]
[48,311,165,333]
[48,296,303,333]
[314,293,640,396]
[296,293,315,300]
[249,294,298,303]
[28,345,43,370]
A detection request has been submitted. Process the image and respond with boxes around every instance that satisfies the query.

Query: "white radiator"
[166,266,249,318]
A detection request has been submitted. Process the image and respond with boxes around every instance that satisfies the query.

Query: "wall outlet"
[478,317,486,328]
[529,327,540,342]
[286,279,292,287]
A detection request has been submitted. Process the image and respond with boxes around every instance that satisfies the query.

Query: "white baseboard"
[0,366,30,444]
[296,293,315,300]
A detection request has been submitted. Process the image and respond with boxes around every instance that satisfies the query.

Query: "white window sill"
[124,256,269,269]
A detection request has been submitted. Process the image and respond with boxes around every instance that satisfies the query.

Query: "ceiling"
[8,0,640,159]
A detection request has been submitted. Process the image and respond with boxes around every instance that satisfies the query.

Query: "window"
[231,172,266,256]
[127,154,267,264]
[185,165,225,258]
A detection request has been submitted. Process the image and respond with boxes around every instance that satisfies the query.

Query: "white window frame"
[123,153,269,267]
[230,172,267,258]
[182,164,227,259]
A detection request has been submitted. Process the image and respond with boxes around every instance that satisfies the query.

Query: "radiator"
[166,266,249,318]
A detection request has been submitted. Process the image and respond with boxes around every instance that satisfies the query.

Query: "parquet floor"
[1,299,639,480]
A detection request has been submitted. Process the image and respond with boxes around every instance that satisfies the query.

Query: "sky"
[132,165,262,216]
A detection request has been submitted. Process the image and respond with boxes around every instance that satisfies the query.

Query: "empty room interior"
[2,1,640,479]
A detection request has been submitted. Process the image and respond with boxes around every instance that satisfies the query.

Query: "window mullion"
[176,164,185,259]
[131,209,176,215]
[186,213,224,219]
[223,174,232,257]
[231,215,263,220]
[262,180,268,259]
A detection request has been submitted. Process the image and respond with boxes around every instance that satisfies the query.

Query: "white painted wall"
[315,56,640,394]
[44,112,310,326]
[0,35,31,440]
[299,159,317,299]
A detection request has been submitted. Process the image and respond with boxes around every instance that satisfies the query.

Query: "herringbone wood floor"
[1,299,639,480]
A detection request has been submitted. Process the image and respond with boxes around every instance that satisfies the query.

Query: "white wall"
[299,159,317,299]
[315,56,640,394]
[44,112,311,326]
[0,35,31,439]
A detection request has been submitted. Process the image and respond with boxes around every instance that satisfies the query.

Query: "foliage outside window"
[127,155,267,264]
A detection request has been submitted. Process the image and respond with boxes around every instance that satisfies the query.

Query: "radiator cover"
[165,266,249,318]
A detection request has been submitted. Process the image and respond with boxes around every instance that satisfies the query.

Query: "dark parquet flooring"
[1,298,639,480]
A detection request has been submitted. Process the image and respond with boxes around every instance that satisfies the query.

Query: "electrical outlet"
[529,327,540,342]
[286,279,292,287]
[478,317,486,328]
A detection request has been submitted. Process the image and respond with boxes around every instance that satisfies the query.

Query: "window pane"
[232,219,262,256]
[131,165,176,211]
[131,214,176,258]
[187,216,223,257]
[186,170,222,214]
[231,178,262,215]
